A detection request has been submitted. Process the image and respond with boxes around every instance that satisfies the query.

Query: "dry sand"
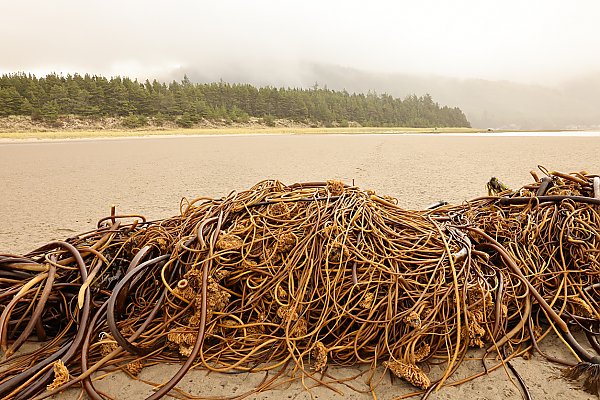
[1,133,599,399]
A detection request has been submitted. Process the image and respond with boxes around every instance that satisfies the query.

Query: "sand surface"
[1,133,599,399]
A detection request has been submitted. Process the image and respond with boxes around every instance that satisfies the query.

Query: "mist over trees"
[0,73,470,128]
[282,64,600,130]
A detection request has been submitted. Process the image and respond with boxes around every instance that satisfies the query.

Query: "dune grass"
[0,126,481,140]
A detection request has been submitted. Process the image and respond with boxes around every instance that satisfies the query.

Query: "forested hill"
[0,73,470,128]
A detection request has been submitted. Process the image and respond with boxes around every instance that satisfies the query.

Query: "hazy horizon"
[1,0,599,129]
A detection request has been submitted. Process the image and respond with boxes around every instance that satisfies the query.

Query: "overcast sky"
[1,0,599,86]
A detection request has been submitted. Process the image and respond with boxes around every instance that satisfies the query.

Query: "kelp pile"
[0,168,599,399]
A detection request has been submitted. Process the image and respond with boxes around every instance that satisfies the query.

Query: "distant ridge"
[286,64,600,130]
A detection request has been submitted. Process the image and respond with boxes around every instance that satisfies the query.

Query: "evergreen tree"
[0,73,471,128]
[0,87,24,116]
[39,100,60,123]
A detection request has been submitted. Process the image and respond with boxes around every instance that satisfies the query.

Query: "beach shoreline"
[2,128,599,145]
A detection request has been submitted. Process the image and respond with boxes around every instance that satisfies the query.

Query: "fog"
[1,0,599,129]
[296,65,600,130]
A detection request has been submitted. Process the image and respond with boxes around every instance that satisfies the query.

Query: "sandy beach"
[1,133,599,399]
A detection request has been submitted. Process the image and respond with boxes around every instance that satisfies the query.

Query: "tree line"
[0,73,470,128]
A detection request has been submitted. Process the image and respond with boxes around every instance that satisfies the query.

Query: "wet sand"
[1,133,599,399]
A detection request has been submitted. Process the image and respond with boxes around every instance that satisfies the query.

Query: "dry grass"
[0,126,481,141]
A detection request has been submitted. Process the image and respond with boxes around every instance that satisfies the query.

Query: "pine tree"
[0,87,24,116]
[0,73,471,128]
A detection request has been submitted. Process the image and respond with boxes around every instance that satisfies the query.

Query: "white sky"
[1,0,599,84]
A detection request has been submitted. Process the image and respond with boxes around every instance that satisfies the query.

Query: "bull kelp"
[0,167,598,399]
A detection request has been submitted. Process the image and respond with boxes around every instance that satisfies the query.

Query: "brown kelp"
[0,168,598,399]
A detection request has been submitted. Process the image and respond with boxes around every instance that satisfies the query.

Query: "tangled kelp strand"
[0,169,598,399]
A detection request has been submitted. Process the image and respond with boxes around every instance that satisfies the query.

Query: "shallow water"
[1,133,599,253]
